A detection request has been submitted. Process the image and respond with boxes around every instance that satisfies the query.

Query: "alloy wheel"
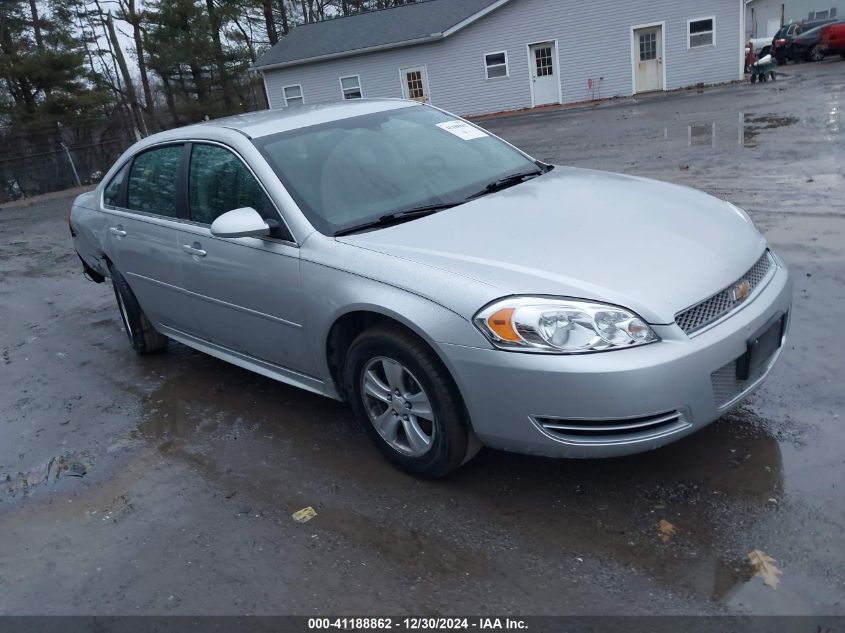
[360,356,436,457]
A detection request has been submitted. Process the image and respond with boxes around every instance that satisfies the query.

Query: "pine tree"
[0,0,112,194]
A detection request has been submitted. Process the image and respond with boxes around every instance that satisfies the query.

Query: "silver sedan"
[70,100,792,477]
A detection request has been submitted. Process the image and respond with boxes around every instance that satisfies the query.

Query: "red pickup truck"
[819,21,845,57]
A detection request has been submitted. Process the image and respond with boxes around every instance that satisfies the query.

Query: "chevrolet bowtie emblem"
[732,279,752,303]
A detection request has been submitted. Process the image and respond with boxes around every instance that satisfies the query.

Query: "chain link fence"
[1,132,135,204]
[0,78,270,205]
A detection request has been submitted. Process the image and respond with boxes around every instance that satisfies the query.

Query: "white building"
[745,0,841,37]
[254,0,747,118]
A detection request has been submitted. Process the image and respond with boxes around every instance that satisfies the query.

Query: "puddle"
[133,347,366,471]
[824,98,841,135]
[743,114,799,147]
[127,345,804,609]
[444,407,814,612]
[689,122,716,146]
[670,113,799,149]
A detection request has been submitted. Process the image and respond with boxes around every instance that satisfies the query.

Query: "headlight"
[474,297,658,354]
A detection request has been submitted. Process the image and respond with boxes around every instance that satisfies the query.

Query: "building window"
[484,51,508,79]
[639,32,657,60]
[283,84,303,107]
[688,17,714,48]
[340,75,362,99]
[533,46,553,76]
[404,69,426,101]
[809,8,836,19]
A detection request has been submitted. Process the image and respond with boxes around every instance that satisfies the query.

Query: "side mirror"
[210,207,271,239]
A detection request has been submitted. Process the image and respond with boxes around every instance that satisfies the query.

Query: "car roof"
[804,18,835,28]
[799,25,824,35]
[148,99,420,143]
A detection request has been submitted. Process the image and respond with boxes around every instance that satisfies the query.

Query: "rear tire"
[345,324,475,478]
[109,264,168,355]
[810,46,824,62]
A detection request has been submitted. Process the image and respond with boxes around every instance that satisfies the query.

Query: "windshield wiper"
[334,202,458,236]
[334,167,552,236]
[465,169,544,201]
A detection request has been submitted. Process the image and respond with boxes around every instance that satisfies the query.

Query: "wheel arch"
[323,304,483,443]
[325,306,451,401]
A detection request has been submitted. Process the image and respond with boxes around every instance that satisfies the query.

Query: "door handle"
[108,227,126,237]
[182,244,207,257]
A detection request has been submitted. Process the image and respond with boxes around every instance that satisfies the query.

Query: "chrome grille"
[675,251,773,335]
[532,410,690,446]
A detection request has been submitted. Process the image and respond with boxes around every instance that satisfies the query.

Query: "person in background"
[745,40,757,71]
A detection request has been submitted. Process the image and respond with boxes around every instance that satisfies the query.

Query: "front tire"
[345,324,474,478]
[109,264,168,354]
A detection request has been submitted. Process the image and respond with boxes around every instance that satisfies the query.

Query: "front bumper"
[438,254,792,458]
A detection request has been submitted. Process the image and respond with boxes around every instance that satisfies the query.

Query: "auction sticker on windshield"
[436,120,488,140]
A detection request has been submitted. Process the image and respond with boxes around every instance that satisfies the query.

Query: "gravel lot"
[1,60,843,616]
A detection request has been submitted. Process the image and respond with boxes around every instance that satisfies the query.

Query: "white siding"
[746,0,843,38]
[263,0,744,117]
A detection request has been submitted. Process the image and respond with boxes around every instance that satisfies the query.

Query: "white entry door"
[529,42,559,106]
[634,26,663,92]
[401,66,429,103]
[767,18,781,37]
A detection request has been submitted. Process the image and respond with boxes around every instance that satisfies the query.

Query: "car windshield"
[255,105,541,236]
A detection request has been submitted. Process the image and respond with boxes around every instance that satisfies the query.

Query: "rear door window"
[127,145,183,218]
[103,163,129,208]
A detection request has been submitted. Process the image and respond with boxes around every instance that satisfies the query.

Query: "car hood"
[337,167,766,324]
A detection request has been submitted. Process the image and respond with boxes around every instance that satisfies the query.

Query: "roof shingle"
[253,0,507,69]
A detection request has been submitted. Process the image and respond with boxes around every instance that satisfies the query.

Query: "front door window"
[189,145,271,225]
[406,71,424,100]
[404,68,427,102]
[639,32,657,61]
[534,46,554,76]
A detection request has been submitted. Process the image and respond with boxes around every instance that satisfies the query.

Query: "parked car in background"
[772,18,838,62]
[69,101,792,478]
[790,25,829,61]
[819,20,845,58]
[748,35,773,57]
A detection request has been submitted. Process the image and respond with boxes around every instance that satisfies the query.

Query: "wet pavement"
[1,61,844,616]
